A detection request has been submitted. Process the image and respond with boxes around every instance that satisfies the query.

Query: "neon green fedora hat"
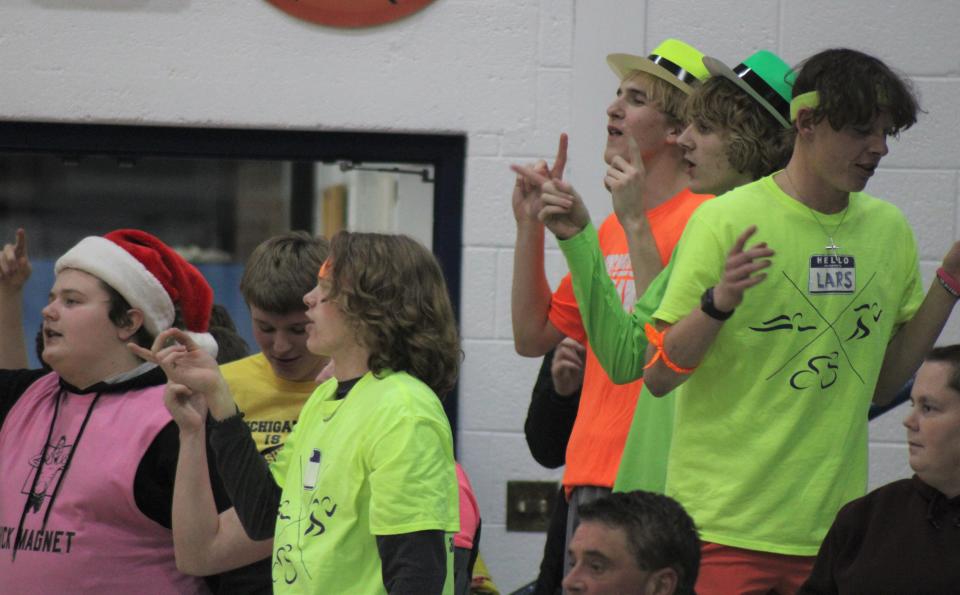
[607,38,709,95]
[702,50,795,127]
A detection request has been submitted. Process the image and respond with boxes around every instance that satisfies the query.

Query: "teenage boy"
[537,50,794,493]
[641,49,960,593]
[511,38,711,568]
[216,231,328,594]
[221,231,329,462]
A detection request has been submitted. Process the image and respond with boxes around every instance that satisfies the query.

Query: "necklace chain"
[784,168,849,254]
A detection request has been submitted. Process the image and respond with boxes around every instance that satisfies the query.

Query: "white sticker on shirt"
[808,254,855,294]
[303,448,321,491]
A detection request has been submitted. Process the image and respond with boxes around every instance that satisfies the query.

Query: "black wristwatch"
[700,286,734,321]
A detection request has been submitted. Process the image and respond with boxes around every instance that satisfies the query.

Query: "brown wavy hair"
[322,232,461,397]
[925,345,960,395]
[792,48,920,135]
[684,76,793,180]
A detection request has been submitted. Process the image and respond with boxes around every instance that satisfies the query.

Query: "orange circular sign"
[266,0,437,28]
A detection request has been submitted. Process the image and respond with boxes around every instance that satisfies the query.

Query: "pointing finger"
[14,228,27,260]
[551,133,569,180]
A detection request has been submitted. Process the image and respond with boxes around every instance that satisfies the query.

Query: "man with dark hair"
[641,48,960,593]
[563,491,700,595]
[799,344,960,594]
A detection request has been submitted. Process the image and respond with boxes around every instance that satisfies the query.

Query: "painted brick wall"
[2,0,958,590]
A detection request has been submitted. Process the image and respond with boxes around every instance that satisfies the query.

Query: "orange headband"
[318,258,333,280]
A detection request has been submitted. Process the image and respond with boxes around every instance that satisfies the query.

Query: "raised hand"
[551,337,585,397]
[511,133,568,223]
[512,164,590,240]
[163,382,209,434]
[0,229,32,295]
[713,226,775,312]
[129,328,224,401]
[607,136,648,225]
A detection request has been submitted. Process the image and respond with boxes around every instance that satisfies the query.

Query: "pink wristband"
[936,267,960,299]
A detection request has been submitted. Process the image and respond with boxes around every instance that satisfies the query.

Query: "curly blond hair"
[684,77,793,180]
[323,232,461,397]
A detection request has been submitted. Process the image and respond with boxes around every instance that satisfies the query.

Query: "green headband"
[790,91,819,121]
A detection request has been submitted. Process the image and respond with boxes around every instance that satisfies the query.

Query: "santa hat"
[55,229,218,357]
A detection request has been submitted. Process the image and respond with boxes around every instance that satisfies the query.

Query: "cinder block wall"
[2,0,958,590]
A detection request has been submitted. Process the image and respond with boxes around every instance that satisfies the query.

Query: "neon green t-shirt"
[655,175,923,555]
[558,224,675,493]
[269,370,460,593]
[221,353,317,463]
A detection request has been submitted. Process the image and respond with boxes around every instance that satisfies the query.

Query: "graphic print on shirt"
[246,417,298,463]
[753,271,883,391]
[604,252,636,310]
[273,452,339,587]
[21,436,71,514]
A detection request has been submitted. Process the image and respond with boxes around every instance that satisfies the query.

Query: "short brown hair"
[102,280,156,349]
[626,71,693,129]
[793,48,920,135]
[240,231,329,315]
[323,232,461,397]
[925,345,960,395]
[684,77,793,180]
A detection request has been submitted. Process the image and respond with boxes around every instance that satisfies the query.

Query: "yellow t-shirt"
[655,175,923,555]
[221,353,316,462]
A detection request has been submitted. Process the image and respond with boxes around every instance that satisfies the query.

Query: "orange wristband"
[643,323,696,375]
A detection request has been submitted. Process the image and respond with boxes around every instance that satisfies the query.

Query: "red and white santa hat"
[55,229,218,357]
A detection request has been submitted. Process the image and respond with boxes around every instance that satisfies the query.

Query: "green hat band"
[790,91,819,121]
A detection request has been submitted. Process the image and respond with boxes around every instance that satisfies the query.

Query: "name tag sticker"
[809,254,855,294]
[303,448,322,491]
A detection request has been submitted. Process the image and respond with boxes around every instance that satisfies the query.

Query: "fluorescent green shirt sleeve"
[558,222,672,384]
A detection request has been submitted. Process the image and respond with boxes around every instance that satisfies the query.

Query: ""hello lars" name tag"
[808,254,855,294]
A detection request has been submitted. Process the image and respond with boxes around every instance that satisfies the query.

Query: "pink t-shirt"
[454,463,480,549]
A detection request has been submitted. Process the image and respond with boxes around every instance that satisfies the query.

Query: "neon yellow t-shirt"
[269,370,460,594]
[221,353,316,463]
[655,175,923,555]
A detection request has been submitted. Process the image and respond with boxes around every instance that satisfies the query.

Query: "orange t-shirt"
[548,188,711,491]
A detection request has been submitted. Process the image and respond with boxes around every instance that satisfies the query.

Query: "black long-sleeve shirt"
[524,349,581,469]
[523,350,581,595]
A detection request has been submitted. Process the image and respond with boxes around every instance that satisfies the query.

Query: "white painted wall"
[3,0,959,590]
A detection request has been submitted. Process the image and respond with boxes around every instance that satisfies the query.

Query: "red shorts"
[695,542,816,595]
